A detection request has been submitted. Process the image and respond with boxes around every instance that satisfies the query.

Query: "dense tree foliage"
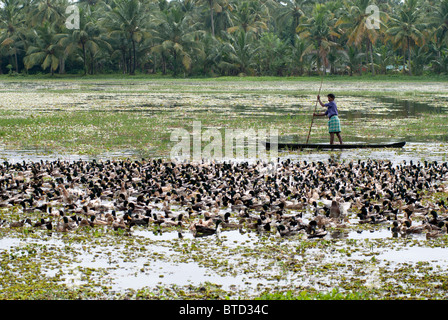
[0,0,447,76]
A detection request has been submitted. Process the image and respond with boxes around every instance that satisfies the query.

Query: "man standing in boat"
[314,93,343,145]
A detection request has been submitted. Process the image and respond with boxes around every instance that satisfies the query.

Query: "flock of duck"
[1,157,448,240]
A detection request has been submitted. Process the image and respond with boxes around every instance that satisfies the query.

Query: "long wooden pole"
[305,73,324,144]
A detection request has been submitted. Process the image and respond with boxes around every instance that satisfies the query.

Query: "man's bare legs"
[330,133,343,145]
[336,132,343,144]
[330,133,335,145]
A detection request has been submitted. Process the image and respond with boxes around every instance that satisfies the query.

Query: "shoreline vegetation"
[2,73,448,81]
[2,0,448,79]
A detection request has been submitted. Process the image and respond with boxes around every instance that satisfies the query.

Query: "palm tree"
[151,3,205,76]
[102,0,152,75]
[386,0,428,75]
[108,33,131,74]
[431,48,448,74]
[197,0,230,37]
[0,0,443,76]
[429,0,448,71]
[77,0,105,7]
[227,0,269,36]
[337,0,387,75]
[297,3,341,75]
[58,6,112,75]
[0,0,28,73]
[289,35,309,75]
[212,0,234,38]
[29,0,75,74]
[374,44,393,74]
[342,45,366,75]
[219,29,258,75]
[200,31,224,75]
[29,0,68,27]
[275,0,307,43]
[256,32,288,75]
[432,0,448,45]
[327,47,348,75]
[23,22,63,75]
[411,45,431,75]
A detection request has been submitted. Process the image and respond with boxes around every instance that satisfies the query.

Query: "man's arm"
[317,95,326,107]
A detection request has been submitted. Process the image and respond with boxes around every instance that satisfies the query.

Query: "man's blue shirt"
[324,101,338,119]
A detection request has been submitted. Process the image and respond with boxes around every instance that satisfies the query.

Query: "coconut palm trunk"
[14,49,18,73]
[82,42,87,75]
[407,37,412,75]
[369,41,375,76]
[210,6,215,37]
[131,38,136,75]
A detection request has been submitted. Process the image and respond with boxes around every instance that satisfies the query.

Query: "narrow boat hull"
[263,141,406,150]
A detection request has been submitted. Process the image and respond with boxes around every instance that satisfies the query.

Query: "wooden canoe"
[263,141,406,150]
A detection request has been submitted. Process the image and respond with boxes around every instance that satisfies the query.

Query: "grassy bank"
[3,73,448,81]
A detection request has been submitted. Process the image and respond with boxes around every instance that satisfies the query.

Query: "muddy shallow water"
[1,142,448,299]
[1,79,448,299]
[3,220,447,298]
[1,141,445,165]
